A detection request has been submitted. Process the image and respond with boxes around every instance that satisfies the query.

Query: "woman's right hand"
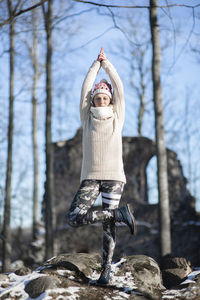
[97,47,107,61]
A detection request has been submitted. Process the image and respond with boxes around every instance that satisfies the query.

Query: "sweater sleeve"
[101,59,125,123]
[80,60,101,124]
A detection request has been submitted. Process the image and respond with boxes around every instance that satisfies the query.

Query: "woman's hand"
[97,47,107,62]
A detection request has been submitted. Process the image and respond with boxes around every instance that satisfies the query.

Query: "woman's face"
[93,93,111,107]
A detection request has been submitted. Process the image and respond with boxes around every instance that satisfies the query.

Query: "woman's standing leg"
[98,181,124,284]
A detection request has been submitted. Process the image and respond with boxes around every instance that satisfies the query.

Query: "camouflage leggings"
[67,179,124,266]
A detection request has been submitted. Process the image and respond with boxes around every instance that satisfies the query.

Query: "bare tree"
[129,41,151,136]
[0,0,48,27]
[2,0,15,272]
[30,6,40,240]
[42,0,55,259]
[149,0,171,256]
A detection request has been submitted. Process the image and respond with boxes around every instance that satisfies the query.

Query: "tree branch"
[107,7,142,47]
[166,7,196,75]
[53,7,97,28]
[68,26,114,52]
[73,0,200,9]
[13,0,22,16]
[0,0,48,27]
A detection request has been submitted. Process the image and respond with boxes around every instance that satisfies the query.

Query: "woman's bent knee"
[66,209,85,227]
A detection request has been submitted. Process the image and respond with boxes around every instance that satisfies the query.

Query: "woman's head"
[93,93,110,107]
[92,79,112,107]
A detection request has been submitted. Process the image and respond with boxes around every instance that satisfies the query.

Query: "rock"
[162,268,188,288]
[1,253,200,300]
[15,266,32,276]
[24,275,60,298]
[160,256,192,288]
[27,254,164,299]
[160,256,192,270]
[195,273,200,285]
[40,253,102,281]
[0,274,9,282]
[120,255,163,288]
[113,255,164,299]
[10,260,24,271]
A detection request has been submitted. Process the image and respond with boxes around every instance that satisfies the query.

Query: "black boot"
[97,264,111,285]
[114,204,136,235]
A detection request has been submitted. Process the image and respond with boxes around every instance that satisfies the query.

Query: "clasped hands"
[97,47,107,62]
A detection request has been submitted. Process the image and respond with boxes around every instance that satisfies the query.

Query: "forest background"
[0,0,200,231]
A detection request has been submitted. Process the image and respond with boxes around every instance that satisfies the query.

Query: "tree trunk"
[138,88,145,136]
[31,7,39,240]
[149,0,171,256]
[2,0,15,272]
[137,52,146,136]
[130,48,148,137]
[43,0,54,259]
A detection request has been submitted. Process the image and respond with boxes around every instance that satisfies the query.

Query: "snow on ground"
[110,258,137,291]
[0,260,200,300]
[180,269,200,285]
[46,287,85,300]
[162,287,199,300]
[0,271,46,299]
[162,268,200,300]
[0,258,138,299]
[0,269,85,300]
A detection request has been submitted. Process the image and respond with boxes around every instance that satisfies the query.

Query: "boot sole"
[126,204,137,235]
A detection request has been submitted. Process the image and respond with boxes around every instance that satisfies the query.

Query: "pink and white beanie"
[92,79,112,99]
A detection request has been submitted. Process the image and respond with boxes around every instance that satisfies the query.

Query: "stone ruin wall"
[52,128,200,265]
[54,128,196,226]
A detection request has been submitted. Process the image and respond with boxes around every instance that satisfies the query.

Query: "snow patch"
[162,268,200,299]
[162,289,186,299]
[10,260,24,270]
[1,259,200,300]
[56,269,75,280]
[0,271,46,299]
[181,268,200,285]
[46,286,85,300]
[110,258,138,292]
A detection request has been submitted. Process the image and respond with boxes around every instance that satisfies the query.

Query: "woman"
[67,48,136,284]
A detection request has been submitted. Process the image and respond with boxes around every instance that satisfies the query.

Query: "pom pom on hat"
[92,79,112,99]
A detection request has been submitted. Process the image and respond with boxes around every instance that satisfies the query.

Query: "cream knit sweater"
[80,59,126,183]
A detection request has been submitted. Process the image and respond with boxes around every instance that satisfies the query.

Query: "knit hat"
[92,79,112,99]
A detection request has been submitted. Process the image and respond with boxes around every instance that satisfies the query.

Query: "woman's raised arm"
[80,60,101,124]
[99,48,124,123]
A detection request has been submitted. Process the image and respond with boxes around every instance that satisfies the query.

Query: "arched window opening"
[147,156,158,204]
